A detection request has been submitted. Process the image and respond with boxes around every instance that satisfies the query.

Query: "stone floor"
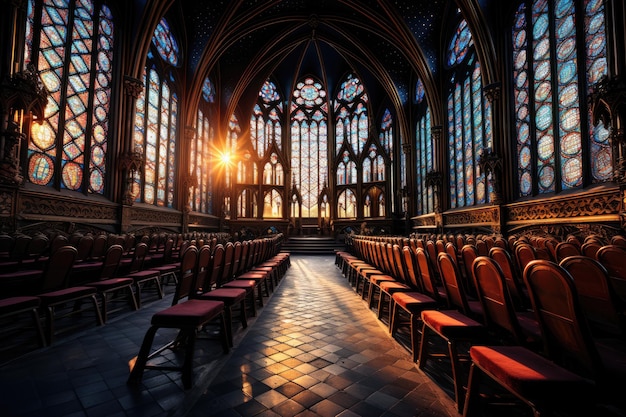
[0,253,571,417]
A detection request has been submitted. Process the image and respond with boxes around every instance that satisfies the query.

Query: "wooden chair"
[488,246,528,311]
[554,241,581,263]
[85,244,137,323]
[37,246,103,345]
[559,256,625,338]
[418,252,487,412]
[596,244,626,303]
[127,245,229,389]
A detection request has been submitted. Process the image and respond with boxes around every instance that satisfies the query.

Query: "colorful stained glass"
[202,77,215,102]
[152,18,179,66]
[513,0,606,196]
[447,17,489,208]
[447,19,473,66]
[26,0,113,194]
[415,78,425,104]
[291,77,328,218]
[252,80,283,161]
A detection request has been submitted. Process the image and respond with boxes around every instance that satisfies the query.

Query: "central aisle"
[188,255,457,417]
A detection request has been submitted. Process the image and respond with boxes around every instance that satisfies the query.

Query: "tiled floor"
[0,255,458,417]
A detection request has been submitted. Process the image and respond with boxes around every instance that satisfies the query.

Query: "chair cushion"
[379,281,410,293]
[128,270,160,281]
[470,345,591,399]
[0,296,40,316]
[223,280,256,289]
[392,291,438,309]
[39,286,97,304]
[370,275,395,285]
[86,278,134,291]
[199,288,246,304]
[152,299,225,327]
[421,310,485,339]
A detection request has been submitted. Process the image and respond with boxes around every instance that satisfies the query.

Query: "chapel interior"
[1,0,626,416]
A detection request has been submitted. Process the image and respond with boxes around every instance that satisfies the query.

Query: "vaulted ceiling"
[132,0,499,134]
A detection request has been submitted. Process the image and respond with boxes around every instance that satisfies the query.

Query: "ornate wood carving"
[506,191,620,223]
[444,207,500,226]
[129,206,182,225]
[18,193,118,220]
[412,214,436,227]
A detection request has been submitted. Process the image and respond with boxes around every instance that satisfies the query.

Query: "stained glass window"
[291,77,328,218]
[512,0,610,197]
[364,186,385,218]
[238,189,257,218]
[263,189,282,218]
[152,18,179,66]
[447,19,492,208]
[337,189,357,218]
[415,78,434,215]
[191,78,215,214]
[25,0,113,194]
[335,74,368,156]
[252,80,283,158]
[133,17,179,207]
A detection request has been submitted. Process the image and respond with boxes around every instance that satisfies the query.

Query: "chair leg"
[218,312,230,354]
[417,322,429,369]
[410,313,419,362]
[30,308,46,347]
[45,306,55,346]
[181,329,197,389]
[90,295,103,327]
[239,300,248,329]
[462,363,482,417]
[448,340,464,413]
[127,325,159,385]
[223,306,234,347]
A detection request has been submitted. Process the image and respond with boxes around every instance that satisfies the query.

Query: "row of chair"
[127,235,290,388]
[337,235,626,416]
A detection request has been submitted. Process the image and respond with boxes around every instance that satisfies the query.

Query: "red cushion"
[86,278,134,291]
[39,286,97,304]
[379,281,410,293]
[199,288,246,304]
[128,270,160,279]
[0,296,40,315]
[370,275,395,285]
[392,291,437,309]
[152,299,224,327]
[421,310,485,339]
[470,345,590,399]
[223,280,256,289]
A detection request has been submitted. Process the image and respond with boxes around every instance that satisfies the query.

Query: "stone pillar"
[118,76,143,232]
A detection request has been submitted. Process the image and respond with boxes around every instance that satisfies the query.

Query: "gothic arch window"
[252,80,283,158]
[237,151,258,185]
[191,77,215,214]
[364,186,385,218]
[337,151,357,185]
[263,189,282,218]
[415,78,434,215]
[291,77,328,218]
[133,17,179,207]
[363,144,385,183]
[263,153,283,185]
[512,0,611,197]
[337,189,357,218]
[446,18,493,208]
[237,188,257,218]
[335,74,368,156]
[25,0,114,194]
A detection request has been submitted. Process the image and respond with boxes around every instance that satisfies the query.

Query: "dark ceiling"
[174,0,452,125]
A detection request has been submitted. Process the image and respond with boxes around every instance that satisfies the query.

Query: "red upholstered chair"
[596,244,626,303]
[513,242,537,276]
[219,243,259,317]
[118,242,163,308]
[581,241,602,259]
[436,252,483,321]
[460,244,479,298]
[524,260,626,391]
[375,245,415,322]
[417,252,487,412]
[37,246,103,345]
[559,256,625,338]
[0,296,46,348]
[462,345,593,417]
[488,246,528,311]
[611,235,626,248]
[85,244,138,323]
[554,241,581,263]
[148,238,180,286]
[190,245,247,347]
[127,245,229,389]
[472,256,541,348]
